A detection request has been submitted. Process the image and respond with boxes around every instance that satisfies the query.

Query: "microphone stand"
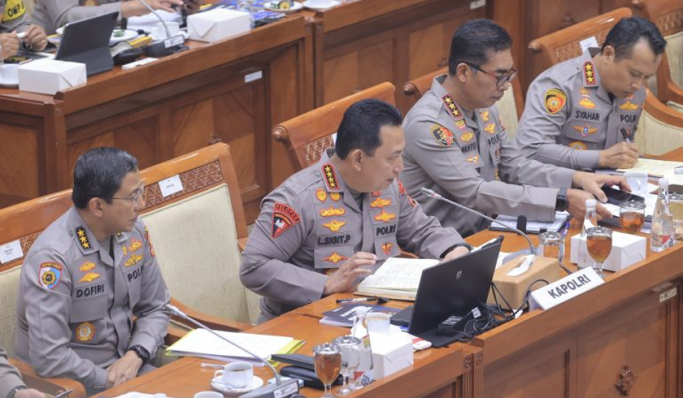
[165,304,300,398]
[420,187,537,260]
[137,0,187,57]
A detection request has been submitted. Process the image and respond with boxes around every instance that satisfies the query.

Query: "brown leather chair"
[402,68,525,137]
[632,0,683,108]
[272,82,397,171]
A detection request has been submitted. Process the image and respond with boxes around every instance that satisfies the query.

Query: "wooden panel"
[409,24,445,79]
[323,51,360,103]
[67,132,114,179]
[359,39,395,90]
[484,331,576,398]
[577,289,676,398]
[172,99,215,157]
[0,123,40,206]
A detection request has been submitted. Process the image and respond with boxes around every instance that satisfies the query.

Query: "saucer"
[302,0,341,10]
[211,376,264,396]
[264,1,304,13]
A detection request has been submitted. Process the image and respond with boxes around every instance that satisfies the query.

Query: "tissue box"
[570,231,646,272]
[188,9,251,43]
[487,256,563,309]
[18,59,86,95]
[370,333,413,379]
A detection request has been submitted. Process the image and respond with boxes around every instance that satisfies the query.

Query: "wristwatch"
[555,188,569,212]
[128,345,151,363]
[441,242,473,259]
[7,386,27,398]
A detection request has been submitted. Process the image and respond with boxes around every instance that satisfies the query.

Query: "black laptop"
[56,12,118,76]
[391,243,501,346]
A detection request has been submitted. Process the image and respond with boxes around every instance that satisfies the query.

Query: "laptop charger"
[436,307,482,336]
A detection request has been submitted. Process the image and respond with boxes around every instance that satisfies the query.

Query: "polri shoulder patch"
[544,88,567,114]
[272,203,301,238]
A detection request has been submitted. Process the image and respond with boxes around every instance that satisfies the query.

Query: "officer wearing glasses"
[401,19,627,236]
[15,148,170,394]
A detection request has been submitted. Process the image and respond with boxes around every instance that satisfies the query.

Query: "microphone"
[419,187,536,261]
[165,304,300,398]
[136,0,187,57]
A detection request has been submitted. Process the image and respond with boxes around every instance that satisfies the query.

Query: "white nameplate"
[0,240,23,263]
[470,0,486,9]
[158,175,183,198]
[530,267,604,311]
[245,70,263,83]
[579,36,599,53]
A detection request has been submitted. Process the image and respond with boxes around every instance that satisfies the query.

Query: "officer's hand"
[23,25,48,51]
[323,252,375,296]
[15,389,46,398]
[106,350,143,388]
[152,0,184,12]
[0,32,20,60]
[598,142,640,169]
[566,189,614,221]
[441,246,470,263]
[185,0,202,14]
[571,171,630,203]
[122,0,182,16]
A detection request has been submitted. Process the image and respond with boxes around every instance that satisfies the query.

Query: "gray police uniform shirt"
[0,337,25,398]
[516,48,645,170]
[31,0,121,35]
[401,75,575,237]
[240,149,465,321]
[15,207,170,391]
[1,0,29,33]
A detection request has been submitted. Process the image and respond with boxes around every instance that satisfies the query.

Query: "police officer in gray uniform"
[0,0,47,59]
[402,20,626,237]
[516,17,666,170]
[15,148,170,393]
[0,335,45,398]
[241,99,471,322]
[31,0,201,35]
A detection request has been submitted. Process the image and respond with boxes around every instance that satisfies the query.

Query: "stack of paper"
[356,257,439,301]
[166,329,303,365]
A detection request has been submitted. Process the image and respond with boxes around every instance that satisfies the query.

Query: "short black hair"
[602,17,666,59]
[335,99,403,159]
[448,19,512,75]
[72,147,139,209]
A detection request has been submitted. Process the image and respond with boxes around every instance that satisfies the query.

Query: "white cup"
[214,361,253,389]
[0,64,19,82]
[151,21,180,40]
[366,312,391,334]
[194,392,223,398]
[624,171,649,195]
[309,0,333,7]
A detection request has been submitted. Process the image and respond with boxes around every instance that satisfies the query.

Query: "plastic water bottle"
[650,178,675,252]
[578,198,597,269]
[351,307,374,388]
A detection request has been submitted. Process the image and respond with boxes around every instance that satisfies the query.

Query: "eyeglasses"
[463,62,517,88]
[112,183,145,206]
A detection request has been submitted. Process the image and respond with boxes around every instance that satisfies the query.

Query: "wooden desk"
[0,15,314,221]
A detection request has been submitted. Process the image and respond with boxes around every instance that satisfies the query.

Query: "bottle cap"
[585,198,596,207]
[659,177,669,188]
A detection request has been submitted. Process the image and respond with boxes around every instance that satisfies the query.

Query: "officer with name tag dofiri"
[516,17,666,170]
[15,148,170,394]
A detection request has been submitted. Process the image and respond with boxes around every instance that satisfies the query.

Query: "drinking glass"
[313,343,342,398]
[586,226,612,277]
[619,200,646,234]
[670,193,683,241]
[538,231,564,262]
[332,336,362,396]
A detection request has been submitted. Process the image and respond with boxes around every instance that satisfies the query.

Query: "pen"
[200,362,225,369]
[620,127,632,143]
[53,389,74,398]
[336,297,377,304]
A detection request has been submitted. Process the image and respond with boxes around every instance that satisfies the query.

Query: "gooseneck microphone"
[420,187,536,259]
[136,0,186,57]
[164,304,300,398]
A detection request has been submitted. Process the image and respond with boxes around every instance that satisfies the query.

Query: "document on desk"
[166,329,301,365]
[356,257,439,301]
[616,158,683,178]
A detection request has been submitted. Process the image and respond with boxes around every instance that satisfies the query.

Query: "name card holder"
[529,267,604,311]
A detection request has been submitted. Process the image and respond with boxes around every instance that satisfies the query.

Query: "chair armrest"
[662,78,683,108]
[164,298,253,345]
[9,359,86,398]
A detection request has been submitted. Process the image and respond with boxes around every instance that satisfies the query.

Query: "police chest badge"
[320,206,345,217]
[39,262,62,290]
[374,210,396,223]
[430,124,454,147]
[272,203,301,238]
[75,322,95,342]
[544,88,567,114]
[323,220,346,232]
[572,125,598,137]
[79,272,100,283]
[382,242,393,255]
[569,141,588,150]
[370,197,391,208]
[324,252,347,264]
[316,188,327,202]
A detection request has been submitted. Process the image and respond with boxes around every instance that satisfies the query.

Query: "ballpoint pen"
[54,389,74,398]
[620,127,632,143]
[336,297,389,304]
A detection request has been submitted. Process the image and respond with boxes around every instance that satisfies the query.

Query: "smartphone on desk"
[601,186,645,205]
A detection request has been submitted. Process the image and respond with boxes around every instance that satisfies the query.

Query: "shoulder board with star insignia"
[442,95,463,121]
[321,163,341,192]
[75,227,92,251]
[583,62,598,87]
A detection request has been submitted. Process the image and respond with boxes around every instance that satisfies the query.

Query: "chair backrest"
[632,0,683,100]
[0,191,73,357]
[137,143,260,325]
[273,82,396,171]
[635,89,683,155]
[528,8,633,71]
[402,68,525,138]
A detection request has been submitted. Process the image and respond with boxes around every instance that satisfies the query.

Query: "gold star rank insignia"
[583,62,598,86]
[75,227,91,250]
[374,210,396,223]
[323,220,346,232]
[442,95,463,120]
[322,164,340,191]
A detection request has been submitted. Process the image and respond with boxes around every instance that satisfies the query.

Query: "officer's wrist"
[128,345,151,364]
[441,243,473,259]
[7,386,27,398]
